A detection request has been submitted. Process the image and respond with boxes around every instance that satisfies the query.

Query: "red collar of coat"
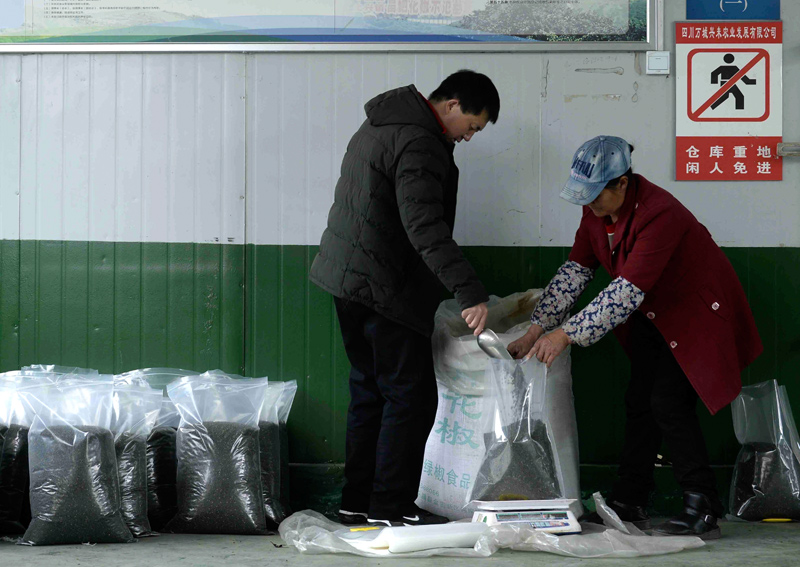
[420,93,447,135]
[587,174,640,250]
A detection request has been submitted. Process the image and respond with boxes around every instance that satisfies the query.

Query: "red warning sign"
[676,22,782,181]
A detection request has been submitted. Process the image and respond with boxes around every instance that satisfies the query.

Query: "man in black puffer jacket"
[310,70,500,527]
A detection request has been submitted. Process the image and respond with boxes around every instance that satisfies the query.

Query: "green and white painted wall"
[1,2,798,514]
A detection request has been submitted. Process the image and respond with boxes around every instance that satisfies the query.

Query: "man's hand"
[507,324,545,359]
[462,303,489,336]
[526,329,571,368]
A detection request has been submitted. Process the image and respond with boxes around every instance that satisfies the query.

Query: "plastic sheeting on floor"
[279,493,705,559]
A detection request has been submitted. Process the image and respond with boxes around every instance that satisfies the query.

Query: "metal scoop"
[477,329,514,360]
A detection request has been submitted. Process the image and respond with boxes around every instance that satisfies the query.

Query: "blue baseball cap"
[559,136,632,206]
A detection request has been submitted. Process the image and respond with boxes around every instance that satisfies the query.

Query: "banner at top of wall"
[0,0,648,45]
[687,0,780,21]
[675,21,782,181]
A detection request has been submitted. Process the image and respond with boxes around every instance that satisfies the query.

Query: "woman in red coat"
[508,135,762,539]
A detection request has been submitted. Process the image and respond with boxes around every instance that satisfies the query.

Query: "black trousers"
[612,311,723,513]
[334,297,438,519]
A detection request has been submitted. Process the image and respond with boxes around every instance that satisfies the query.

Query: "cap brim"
[559,176,607,206]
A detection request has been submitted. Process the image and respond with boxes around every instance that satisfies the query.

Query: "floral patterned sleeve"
[531,260,595,332]
[562,277,645,347]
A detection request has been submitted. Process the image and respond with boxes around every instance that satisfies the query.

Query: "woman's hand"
[461,302,489,336]
[507,324,545,359]
[526,329,572,368]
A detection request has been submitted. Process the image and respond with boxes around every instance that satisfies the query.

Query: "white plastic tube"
[368,523,489,554]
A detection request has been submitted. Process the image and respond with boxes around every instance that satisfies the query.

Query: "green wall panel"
[2,240,800,502]
[0,240,245,374]
[242,245,800,470]
[245,245,350,464]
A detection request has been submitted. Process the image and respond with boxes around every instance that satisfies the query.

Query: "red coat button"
[647,312,655,319]
[670,341,678,348]
[712,302,720,311]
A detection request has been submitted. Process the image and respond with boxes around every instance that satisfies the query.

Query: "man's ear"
[446,99,460,114]
[617,176,629,191]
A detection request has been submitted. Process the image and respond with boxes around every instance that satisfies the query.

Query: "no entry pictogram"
[688,48,769,121]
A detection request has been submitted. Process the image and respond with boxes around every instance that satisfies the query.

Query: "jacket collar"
[420,94,447,136]
[610,174,639,251]
[365,85,448,144]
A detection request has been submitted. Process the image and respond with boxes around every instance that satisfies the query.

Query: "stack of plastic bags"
[0,366,298,545]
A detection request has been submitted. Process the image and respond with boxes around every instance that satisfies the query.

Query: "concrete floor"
[2,519,799,566]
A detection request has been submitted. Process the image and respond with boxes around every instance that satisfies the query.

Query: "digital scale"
[471,499,582,535]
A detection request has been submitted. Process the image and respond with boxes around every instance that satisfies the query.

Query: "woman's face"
[587,177,628,219]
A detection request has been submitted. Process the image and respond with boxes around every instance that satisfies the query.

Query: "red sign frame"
[687,48,770,122]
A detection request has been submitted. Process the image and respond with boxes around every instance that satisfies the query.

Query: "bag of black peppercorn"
[117,368,196,532]
[0,371,68,536]
[165,375,269,535]
[18,377,135,545]
[112,373,162,537]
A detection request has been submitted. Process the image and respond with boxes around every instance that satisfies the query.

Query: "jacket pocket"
[698,286,730,321]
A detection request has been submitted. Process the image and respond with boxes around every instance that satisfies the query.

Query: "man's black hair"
[428,70,500,123]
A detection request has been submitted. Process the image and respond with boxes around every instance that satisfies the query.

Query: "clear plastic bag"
[730,380,800,521]
[469,358,564,502]
[118,368,196,390]
[0,379,32,535]
[0,372,65,536]
[147,396,181,531]
[17,378,134,545]
[276,380,298,518]
[431,290,542,396]
[21,364,99,375]
[127,368,196,532]
[258,384,288,529]
[206,371,298,527]
[505,493,705,558]
[112,373,162,537]
[165,375,269,535]
[279,493,705,559]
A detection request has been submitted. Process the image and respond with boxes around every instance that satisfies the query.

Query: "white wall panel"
[279,56,311,246]
[12,53,246,244]
[88,55,117,242]
[37,55,67,240]
[63,55,91,241]
[141,55,171,243]
[221,55,247,245]
[448,54,541,248]
[168,55,198,244]
[246,55,282,246]
[19,55,41,240]
[0,56,21,240]
[115,55,144,243]
[2,0,798,248]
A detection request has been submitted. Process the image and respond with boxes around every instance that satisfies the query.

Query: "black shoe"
[584,499,651,530]
[651,492,722,540]
[338,509,368,525]
[368,506,449,527]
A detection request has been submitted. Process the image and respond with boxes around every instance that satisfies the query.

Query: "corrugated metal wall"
[2,49,797,248]
[2,54,246,244]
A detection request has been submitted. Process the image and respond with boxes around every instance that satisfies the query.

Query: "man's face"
[441,100,490,144]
